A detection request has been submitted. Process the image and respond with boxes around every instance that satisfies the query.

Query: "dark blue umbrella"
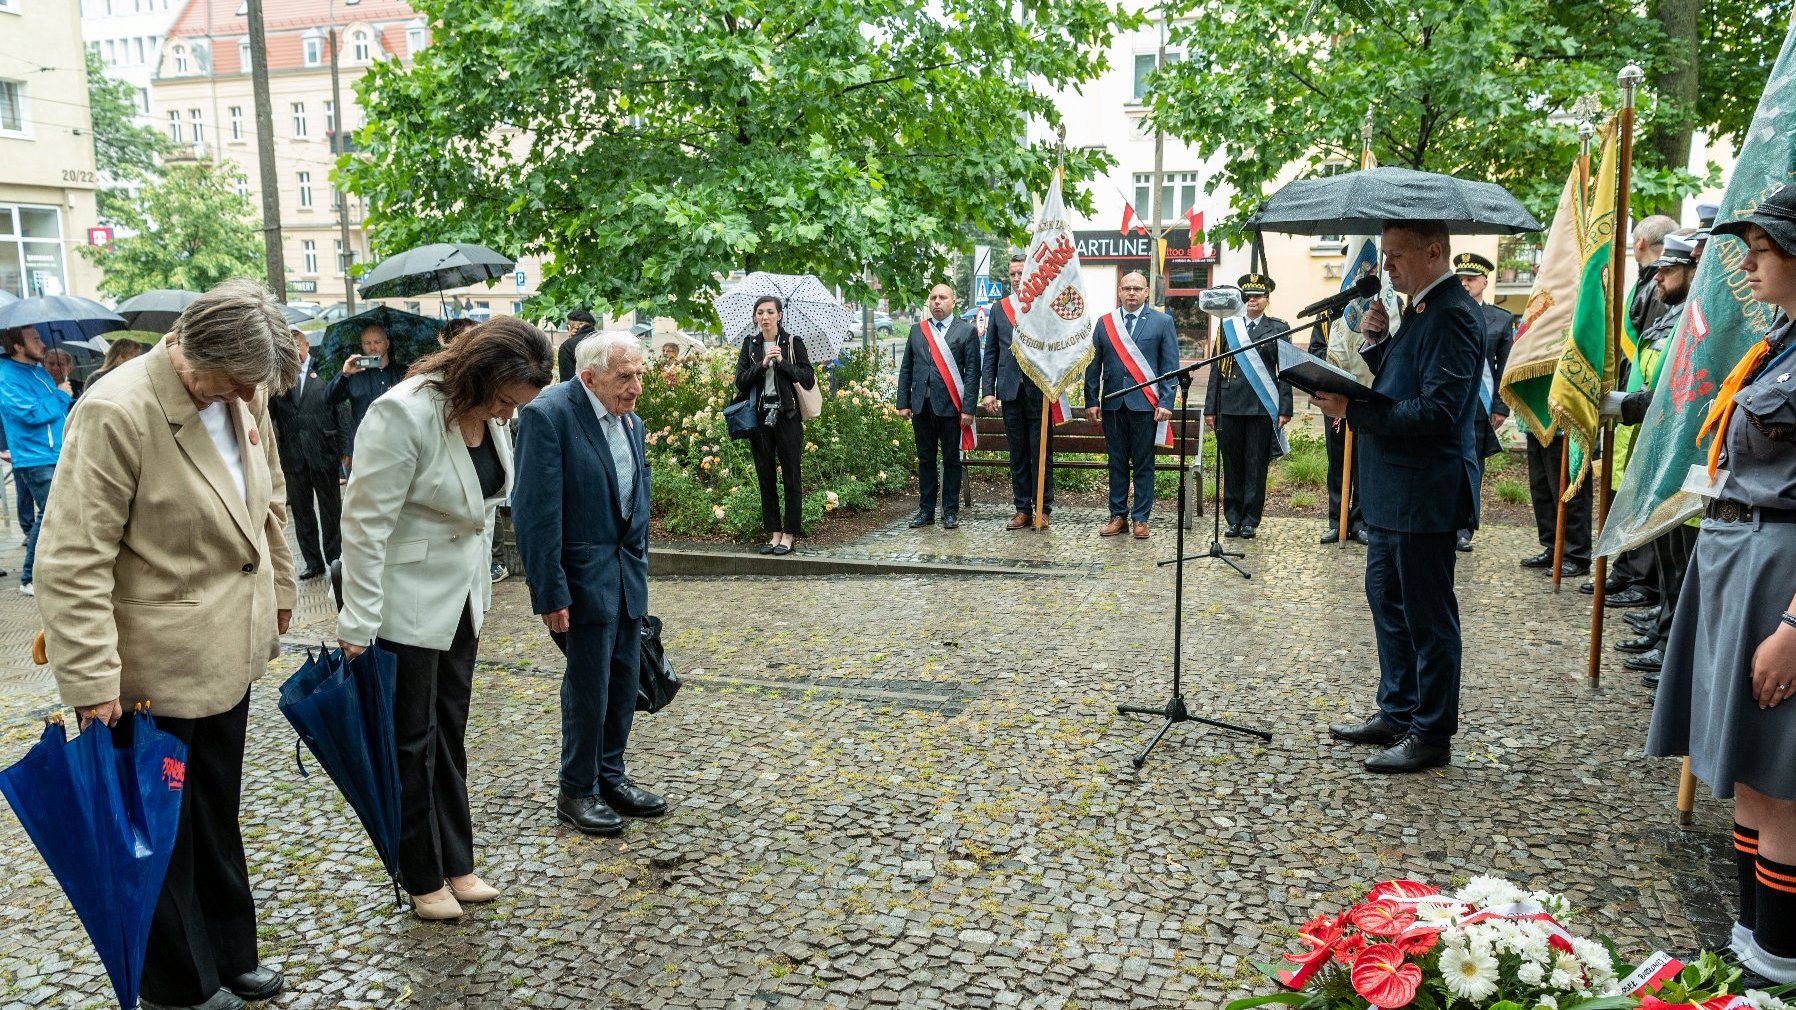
[0,295,128,346]
[318,305,442,382]
[0,711,185,1010]
[278,646,404,898]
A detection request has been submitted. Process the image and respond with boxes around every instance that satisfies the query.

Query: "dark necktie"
[1124,312,1137,335]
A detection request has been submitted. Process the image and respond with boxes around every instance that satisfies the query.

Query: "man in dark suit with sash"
[1311,221,1482,774]
[896,282,981,529]
[1204,273,1293,539]
[514,331,665,836]
[1083,271,1178,540]
[982,253,1057,529]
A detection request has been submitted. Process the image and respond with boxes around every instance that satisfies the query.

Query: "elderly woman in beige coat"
[35,279,300,1010]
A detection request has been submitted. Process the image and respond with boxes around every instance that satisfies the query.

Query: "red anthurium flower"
[1332,932,1367,966]
[1278,941,1337,990]
[1368,880,1438,903]
[1297,914,1344,950]
[1348,901,1417,937]
[1351,943,1423,1008]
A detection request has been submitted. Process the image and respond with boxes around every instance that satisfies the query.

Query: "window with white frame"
[302,240,317,274]
[135,37,147,65]
[290,102,306,137]
[1132,172,1199,225]
[297,172,313,209]
[0,205,71,299]
[135,88,149,114]
[104,40,117,65]
[335,239,350,276]
[188,108,203,146]
[0,80,23,134]
[172,44,188,74]
[1131,49,1184,101]
[324,100,335,134]
[235,174,249,198]
[302,33,322,67]
[228,105,242,141]
[406,22,426,55]
[351,30,370,62]
[238,39,249,69]
[165,110,181,143]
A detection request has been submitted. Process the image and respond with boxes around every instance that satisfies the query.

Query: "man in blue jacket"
[0,326,72,595]
[512,330,665,837]
[1084,272,1178,539]
[1310,221,1482,774]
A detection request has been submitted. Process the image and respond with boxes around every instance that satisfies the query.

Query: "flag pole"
[1339,108,1375,548]
[1588,65,1643,689]
[1034,129,1067,531]
[1553,121,1596,591]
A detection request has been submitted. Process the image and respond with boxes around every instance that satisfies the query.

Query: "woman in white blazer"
[337,317,554,920]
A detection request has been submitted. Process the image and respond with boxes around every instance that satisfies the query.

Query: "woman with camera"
[336,317,554,920]
[732,296,815,555]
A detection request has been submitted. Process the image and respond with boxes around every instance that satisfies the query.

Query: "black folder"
[1274,341,1388,402]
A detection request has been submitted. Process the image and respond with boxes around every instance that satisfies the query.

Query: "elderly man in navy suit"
[513,330,666,835]
[1310,220,1482,774]
[1084,271,1178,540]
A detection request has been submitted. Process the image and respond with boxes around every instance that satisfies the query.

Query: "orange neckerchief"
[1699,337,1777,476]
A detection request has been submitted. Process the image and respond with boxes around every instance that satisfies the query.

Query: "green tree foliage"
[79,160,264,298]
[83,49,168,223]
[340,0,1135,327]
[1144,0,1706,239]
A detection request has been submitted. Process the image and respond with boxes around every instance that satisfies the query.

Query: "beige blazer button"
[451,534,460,541]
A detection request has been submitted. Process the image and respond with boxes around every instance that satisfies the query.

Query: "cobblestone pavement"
[0,503,1737,1010]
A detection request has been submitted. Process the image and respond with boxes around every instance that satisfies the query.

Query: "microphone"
[1198,285,1245,318]
[1296,274,1382,319]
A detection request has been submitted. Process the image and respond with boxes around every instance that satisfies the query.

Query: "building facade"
[80,0,182,133]
[0,0,105,300]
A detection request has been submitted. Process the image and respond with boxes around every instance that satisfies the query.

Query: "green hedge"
[637,350,913,540]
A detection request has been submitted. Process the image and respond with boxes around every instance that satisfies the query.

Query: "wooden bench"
[958,407,1207,527]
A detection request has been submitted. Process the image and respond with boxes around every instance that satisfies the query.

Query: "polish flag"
[1119,201,1148,236]
[1186,207,1206,258]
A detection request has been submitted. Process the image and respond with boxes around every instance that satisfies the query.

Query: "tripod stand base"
[1116,692,1273,768]
[1158,540,1250,578]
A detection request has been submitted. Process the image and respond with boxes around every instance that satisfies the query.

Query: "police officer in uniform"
[1452,253,1514,552]
[1204,273,1292,538]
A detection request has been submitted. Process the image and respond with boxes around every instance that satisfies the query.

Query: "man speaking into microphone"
[1309,220,1482,774]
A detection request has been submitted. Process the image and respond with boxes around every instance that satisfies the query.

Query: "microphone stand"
[1104,312,1346,767]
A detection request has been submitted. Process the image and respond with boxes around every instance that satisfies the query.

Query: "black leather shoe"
[906,510,935,528]
[759,544,779,555]
[1624,608,1662,632]
[1623,648,1664,672]
[1364,737,1451,774]
[1351,529,1370,545]
[1320,528,1341,545]
[1328,714,1402,746]
[556,792,624,836]
[141,992,246,1010]
[1520,549,1554,569]
[1557,560,1590,578]
[1456,535,1473,552]
[771,544,792,556]
[1224,525,1242,538]
[1605,587,1658,608]
[1614,634,1659,654]
[1640,672,1660,689]
[297,567,325,581]
[1240,526,1258,539]
[225,967,284,1002]
[601,778,667,818]
[942,514,959,530]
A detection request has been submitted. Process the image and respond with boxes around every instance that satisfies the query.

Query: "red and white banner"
[1097,310,1173,447]
[999,296,1072,423]
[923,320,976,451]
[1015,170,1097,404]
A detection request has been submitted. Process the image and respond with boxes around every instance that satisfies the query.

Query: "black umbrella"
[357,243,516,299]
[114,289,199,333]
[319,305,442,380]
[0,295,127,346]
[281,304,319,325]
[1245,166,1543,236]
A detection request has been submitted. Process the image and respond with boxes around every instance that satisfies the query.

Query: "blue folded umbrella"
[278,646,403,897]
[0,711,185,1010]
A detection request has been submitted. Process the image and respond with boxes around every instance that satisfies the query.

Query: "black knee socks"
[1738,823,1760,932]
[1758,851,1796,958]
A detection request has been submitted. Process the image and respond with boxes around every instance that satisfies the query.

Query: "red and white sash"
[1098,309,1172,446]
[923,319,976,450]
[999,296,1073,423]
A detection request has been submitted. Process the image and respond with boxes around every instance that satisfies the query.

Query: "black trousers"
[1652,524,1700,642]
[1325,417,1363,534]
[749,416,804,536]
[1525,432,1592,565]
[1000,391,1055,515]
[911,407,963,515]
[1365,529,1463,746]
[1613,544,1656,592]
[380,606,478,896]
[1216,413,1274,529]
[120,691,259,1007]
[552,617,641,797]
[284,462,341,573]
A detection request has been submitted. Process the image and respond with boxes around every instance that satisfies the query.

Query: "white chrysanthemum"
[1518,960,1546,985]
[1745,990,1792,1010]
[1441,943,1501,1002]
[1458,875,1526,907]
[1548,950,1583,991]
[1536,997,1558,1010]
[1570,938,1614,984]
[1415,899,1461,927]
[1531,890,1572,918]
